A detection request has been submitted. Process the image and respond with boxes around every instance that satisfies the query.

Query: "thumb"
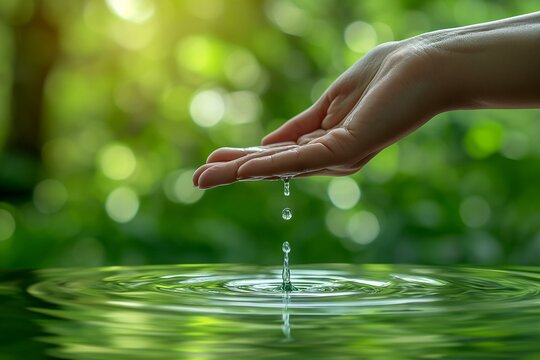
[262,102,326,145]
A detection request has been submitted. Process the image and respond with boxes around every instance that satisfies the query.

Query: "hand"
[193,11,540,189]
[193,39,444,189]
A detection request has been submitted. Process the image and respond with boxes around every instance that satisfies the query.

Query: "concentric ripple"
[29,264,540,316]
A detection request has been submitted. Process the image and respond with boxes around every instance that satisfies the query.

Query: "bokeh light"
[224,91,262,125]
[176,35,226,77]
[460,196,491,228]
[347,210,380,245]
[105,187,140,223]
[33,179,68,214]
[325,208,348,238]
[225,50,262,89]
[501,131,529,159]
[464,121,503,159]
[344,21,378,54]
[106,0,154,23]
[0,209,16,241]
[164,169,204,204]
[327,177,361,210]
[189,89,226,128]
[265,0,310,36]
[98,143,137,181]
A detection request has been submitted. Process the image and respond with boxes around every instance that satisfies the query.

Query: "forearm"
[419,12,540,110]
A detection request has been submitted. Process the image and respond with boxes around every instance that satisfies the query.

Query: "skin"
[193,12,540,189]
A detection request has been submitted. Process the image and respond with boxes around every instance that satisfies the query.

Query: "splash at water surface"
[281,241,296,291]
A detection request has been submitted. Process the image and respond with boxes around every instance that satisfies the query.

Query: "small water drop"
[282,208,292,221]
[282,241,290,254]
[283,177,290,197]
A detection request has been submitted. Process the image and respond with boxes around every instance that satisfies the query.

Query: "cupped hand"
[194,38,446,189]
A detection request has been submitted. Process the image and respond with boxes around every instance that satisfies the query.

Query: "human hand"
[193,38,445,189]
[194,10,540,190]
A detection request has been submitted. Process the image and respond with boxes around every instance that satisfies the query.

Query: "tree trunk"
[0,0,59,200]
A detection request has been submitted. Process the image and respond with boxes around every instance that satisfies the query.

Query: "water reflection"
[14,264,540,358]
[282,291,292,341]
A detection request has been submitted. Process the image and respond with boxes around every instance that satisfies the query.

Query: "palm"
[194,40,437,188]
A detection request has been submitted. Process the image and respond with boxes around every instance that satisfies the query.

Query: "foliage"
[0,0,539,268]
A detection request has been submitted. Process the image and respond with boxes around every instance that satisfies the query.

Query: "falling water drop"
[282,208,292,220]
[282,241,290,254]
[283,177,290,197]
[282,178,292,220]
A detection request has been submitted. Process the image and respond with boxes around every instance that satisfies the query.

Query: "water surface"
[3,264,540,359]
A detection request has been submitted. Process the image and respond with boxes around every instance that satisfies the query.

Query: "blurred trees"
[1,1,58,199]
[0,0,539,268]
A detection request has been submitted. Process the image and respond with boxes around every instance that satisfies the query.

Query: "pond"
[2,264,540,359]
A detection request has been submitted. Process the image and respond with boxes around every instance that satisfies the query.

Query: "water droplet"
[283,177,290,197]
[282,241,290,253]
[282,208,292,221]
[281,241,295,291]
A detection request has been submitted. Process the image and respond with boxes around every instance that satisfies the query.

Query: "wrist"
[415,13,540,110]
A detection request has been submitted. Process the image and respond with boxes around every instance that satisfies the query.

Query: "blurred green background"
[0,0,539,268]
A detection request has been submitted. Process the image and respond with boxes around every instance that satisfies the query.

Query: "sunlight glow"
[106,0,155,23]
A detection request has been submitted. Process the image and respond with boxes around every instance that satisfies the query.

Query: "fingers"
[194,128,374,188]
[206,147,263,163]
[291,149,380,178]
[240,128,356,179]
[297,129,328,145]
[197,162,244,189]
[237,141,338,179]
[206,142,298,163]
[193,163,218,187]
[261,102,326,145]
[321,92,362,130]
[195,144,298,188]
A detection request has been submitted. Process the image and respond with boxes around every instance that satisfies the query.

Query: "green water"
[2,264,540,359]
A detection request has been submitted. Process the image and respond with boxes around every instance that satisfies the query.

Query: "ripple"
[28,264,540,316]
